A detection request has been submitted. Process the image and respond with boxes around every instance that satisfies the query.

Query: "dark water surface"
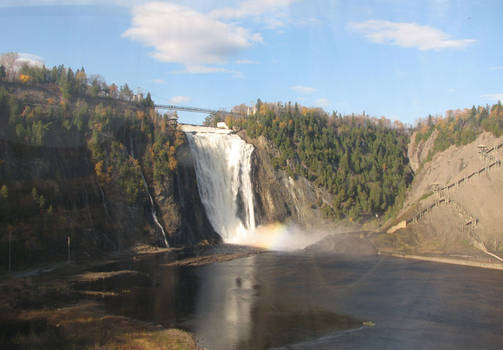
[105,251,503,350]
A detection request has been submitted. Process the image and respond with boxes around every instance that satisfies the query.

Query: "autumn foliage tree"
[0,76,183,267]
[209,101,412,220]
[414,102,503,162]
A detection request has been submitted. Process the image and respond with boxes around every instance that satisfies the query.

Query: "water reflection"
[183,253,359,350]
[104,264,198,327]
[190,255,257,349]
[104,250,503,350]
[104,251,359,350]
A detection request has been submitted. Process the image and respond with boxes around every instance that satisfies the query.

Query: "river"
[104,250,503,349]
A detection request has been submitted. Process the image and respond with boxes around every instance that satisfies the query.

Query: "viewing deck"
[179,124,234,135]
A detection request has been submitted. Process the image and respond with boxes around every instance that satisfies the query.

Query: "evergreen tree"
[217,102,413,220]
[0,65,5,81]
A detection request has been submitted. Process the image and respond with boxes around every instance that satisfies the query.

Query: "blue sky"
[0,0,502,125]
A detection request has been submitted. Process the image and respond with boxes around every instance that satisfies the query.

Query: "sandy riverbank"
[378,249,503,271]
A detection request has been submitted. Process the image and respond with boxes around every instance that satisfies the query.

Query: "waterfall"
[184,128,256,243]
[141,172,169,248]
[130,135,169,247]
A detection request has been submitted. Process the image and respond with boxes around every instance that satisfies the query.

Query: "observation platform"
[179,124,234,135]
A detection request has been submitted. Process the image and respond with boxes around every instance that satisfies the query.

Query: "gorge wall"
[407,129,438,173]
[0,82,220,269]
[243,133,336,231]
[7,80,503,267]
[381,131,503,260]
[1,96,330,270]
[0,133,220,265]
[177,126,338,246]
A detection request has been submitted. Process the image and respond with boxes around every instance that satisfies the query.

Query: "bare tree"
[0,52,19,81]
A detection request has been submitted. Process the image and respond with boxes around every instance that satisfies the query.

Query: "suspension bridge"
[154,104,248,119]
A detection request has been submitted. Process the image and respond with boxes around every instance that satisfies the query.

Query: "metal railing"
[154,104,246,118]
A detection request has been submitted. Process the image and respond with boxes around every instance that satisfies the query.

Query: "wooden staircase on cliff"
[387,142,503,262]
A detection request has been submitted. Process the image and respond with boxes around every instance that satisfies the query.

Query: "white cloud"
[236,59,259,64]
[290,85,316,94]
[17,1,297,74]
[447,88,456,93]
[19,1,297,74]
[350,20,475,50]
[123,2,262,73]
[481,93,503,102]
[314,98,329,107]
[16,53,44,68]
[0,52,44,74]
[489,66,503,71]
[152,78,165,84]
[168,96,191,104]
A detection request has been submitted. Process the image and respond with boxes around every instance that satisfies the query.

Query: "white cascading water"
[130,135,169,247]
[184,127,256,243]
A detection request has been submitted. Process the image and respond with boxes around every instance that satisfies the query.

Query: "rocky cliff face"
[0,139,135,261]
[407,130,438,173]
[242,134,335,230]
[170,141,221,246]
[0,135,220,269]
[0,81,222,269]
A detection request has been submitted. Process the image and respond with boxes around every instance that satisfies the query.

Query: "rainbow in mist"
[231,222,326,251]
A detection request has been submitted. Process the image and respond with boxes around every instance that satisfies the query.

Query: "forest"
[206,98,503,221]
[414,103,503,163]
[2,56,503,267]
[206,101,413,221]
[0,61,182,268]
